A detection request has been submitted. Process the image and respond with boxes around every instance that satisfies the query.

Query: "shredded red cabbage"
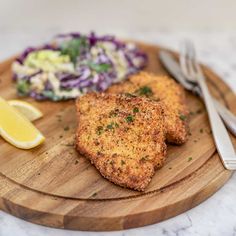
[13,32,148,101]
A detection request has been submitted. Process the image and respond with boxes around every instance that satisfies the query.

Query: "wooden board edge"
[0,158,232,231]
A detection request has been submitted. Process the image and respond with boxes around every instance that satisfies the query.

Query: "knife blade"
[159,50,201,95]
[159,50,236,137]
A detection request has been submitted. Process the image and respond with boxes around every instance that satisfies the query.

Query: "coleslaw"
[12,32,147,101]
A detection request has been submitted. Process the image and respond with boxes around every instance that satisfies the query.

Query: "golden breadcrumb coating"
[107,72,189,144]
[76,93,167,191]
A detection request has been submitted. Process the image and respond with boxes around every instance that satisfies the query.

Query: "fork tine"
[186,41,203,76]
[179,41,189,79]
[184,40,196,80]
[187,40,195,59]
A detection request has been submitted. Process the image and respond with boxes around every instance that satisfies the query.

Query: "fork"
[178,48,236,137]
[180,41,236,170]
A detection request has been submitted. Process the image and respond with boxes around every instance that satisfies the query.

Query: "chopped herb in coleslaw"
[12,32,147,101]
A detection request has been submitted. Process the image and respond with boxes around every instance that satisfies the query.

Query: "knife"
[159,50,236,137]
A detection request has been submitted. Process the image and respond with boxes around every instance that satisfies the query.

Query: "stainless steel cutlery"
[159,50,236,137]
[159,42,236,170]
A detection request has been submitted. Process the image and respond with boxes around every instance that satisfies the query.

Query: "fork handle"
[198,75,236,170]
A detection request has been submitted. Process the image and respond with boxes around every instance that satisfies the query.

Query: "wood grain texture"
[0,42,235,231]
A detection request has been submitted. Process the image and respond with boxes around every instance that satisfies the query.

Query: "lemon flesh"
[8,100,43,121]
[0,97,45,149]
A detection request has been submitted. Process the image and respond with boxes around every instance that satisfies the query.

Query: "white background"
[1,0,236,60]
[1,0,236,31]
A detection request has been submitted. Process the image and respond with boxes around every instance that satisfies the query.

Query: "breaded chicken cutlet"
[107,72,189,144]
[76,93,167,191]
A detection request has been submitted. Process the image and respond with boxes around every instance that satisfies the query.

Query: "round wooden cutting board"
[0,42,235,231]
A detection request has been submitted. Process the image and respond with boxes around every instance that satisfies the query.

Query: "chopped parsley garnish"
[188,157,193,162]
[179,114,187,121]
[106,124,114,130]
[110,160,115,165]
[106,122,119,130]
[75,160,79,165]
[133,107,139,113]
[88,62,111,73]
[125,115,134,123]
[109,110,118,117]
[64,126,69,131]
[135,86,153,97]
[96,126,104,135]
[60,37,87,64]
[140,155,149,162]
[121,160,126,165]
[140,157,147,162]
[17,80,30,96]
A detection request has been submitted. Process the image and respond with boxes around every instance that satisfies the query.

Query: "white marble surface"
[0,30,236,236]
[1,0,236,31]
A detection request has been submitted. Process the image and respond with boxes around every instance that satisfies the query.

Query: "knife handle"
[213,99,236,137]
[195,87,236,137]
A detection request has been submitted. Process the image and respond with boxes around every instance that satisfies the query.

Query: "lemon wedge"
[8,100,43,121]
[0,97,45,149]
